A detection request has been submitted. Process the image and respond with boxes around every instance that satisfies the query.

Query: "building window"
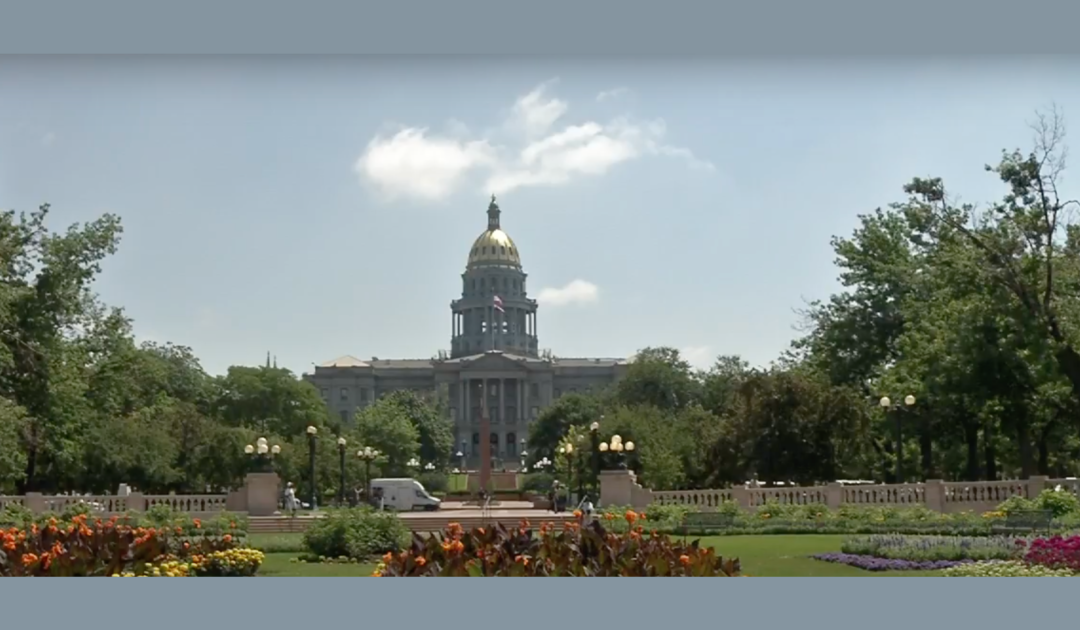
[320,388,328,398]
[340,388,349,401]
[554,388,561,399]
[340,410,348,423]
[530,383,539,398]
[500,246,506,255]
[449,407,457,421]
[490,433,499,447]
[472,432,481,445]
[507,433,517,457]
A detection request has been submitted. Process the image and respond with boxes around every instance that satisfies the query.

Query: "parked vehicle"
[369,478,441,511]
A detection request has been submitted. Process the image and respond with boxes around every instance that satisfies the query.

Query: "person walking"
[283,482,299,515]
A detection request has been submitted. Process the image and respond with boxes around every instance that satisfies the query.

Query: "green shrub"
[521,473,556,494]
[1034,489,1080,518]
[302,507,410,560]
[417,472,449,494]
[0,503,34,528]
[997,495,1037,516]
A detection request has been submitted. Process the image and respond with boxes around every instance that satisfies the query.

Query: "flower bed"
[811,552,972,572]
[941,560,1076,577]
[840,535,1023,562]
[1018,535,1080,573]
[375,511,742,577]
[0,513,251,577]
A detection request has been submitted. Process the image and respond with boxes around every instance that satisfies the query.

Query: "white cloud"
[596,87,629,102]
[536,279,599,308]
[680,345,713,371]
[355,81,712,202]
[40,132,56,147]
[355,128,496,202]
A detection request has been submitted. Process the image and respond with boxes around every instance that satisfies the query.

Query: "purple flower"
[812,553,974,572]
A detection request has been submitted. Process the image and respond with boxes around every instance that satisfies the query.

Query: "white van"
[370,478,441,512]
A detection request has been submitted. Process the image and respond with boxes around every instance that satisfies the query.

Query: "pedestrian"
[582,495,594,525]
[283,482,299,514]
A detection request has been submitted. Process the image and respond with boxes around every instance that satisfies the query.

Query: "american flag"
[493,295,505,313]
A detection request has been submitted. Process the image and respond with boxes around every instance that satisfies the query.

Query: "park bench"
[991,509,1053,535]
[681,511,736,538]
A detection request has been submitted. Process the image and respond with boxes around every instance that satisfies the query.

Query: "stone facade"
[303,197,628,467]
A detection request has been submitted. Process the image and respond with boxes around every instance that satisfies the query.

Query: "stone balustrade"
[0,473,276,517]
[601,472,1079,512]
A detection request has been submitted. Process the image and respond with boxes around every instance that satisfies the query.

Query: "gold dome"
[467,194,521,268]
[468,229,521,268]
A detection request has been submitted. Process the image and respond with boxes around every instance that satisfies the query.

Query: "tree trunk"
[1016,420,1034,479]
[1037,425,1051,476]
[983,423,997,481]
[919,419,934,480]
[1054,345,1080,403]
[965,425,980,482]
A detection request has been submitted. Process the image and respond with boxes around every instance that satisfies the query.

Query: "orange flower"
[639,513,647,521]
[416,556,427,567]
[573,509,583,520]
[383,552,394,563]
[229,521,237,529]
[678,554,691,566]
[175,527,183,535]
[222,534,233,543]
[182,542,190,550]
[192,519,201,529]
[624,510,638,525]
[451,540,464,554]
[476,549,485,558]
[48,518,57,527]
[514,555,529,566]
[519,519,531,529]
[21,553,38,566]
[477,527,485,535]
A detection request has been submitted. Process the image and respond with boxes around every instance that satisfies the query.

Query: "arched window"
[506,432,517,457]
[471,432,480,445]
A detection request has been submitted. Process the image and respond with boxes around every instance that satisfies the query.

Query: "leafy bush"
[942,560,1076,577]
[631,501,1080,537]
[376,512,741,577]
[996,495,1037,516]
[302,507,410,560]
[0,504,34,528]
[521,473,556,494]
[1034,489,1080,518]
[840,535,1023,562]
[417,472,449,494]
[0,513,242,577]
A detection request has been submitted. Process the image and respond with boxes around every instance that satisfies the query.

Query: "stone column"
[1027,475,1050,499]
[499,378,505,431]
[924,479,946,512]
[244,472,281,517]
[825,482,843,510]
[463,378,471,454]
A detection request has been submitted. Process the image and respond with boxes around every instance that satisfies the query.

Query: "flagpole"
[491,304,496,351]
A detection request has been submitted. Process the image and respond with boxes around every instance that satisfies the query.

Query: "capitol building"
[303,197,628,466]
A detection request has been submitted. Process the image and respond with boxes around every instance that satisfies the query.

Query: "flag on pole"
[493,295,505,313]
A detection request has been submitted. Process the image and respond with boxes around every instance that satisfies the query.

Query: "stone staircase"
[247,510,576,535]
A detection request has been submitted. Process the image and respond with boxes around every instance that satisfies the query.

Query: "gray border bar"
[4,0,1080,54]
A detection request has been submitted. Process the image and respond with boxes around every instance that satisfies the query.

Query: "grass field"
[249,533,941,577]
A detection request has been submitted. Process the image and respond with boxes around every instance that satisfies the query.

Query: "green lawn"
[249,532,942,577]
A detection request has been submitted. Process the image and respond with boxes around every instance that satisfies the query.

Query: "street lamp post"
[456,450,465,472]
[357,446,380,503]
[306,426,318,510]
[599,434,636,470]
[244,437,281,474]
[589,420,601,494]
[337,437,347,505]
[880,394,916,483]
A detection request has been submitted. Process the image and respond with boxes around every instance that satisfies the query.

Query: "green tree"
[354,398,420,475]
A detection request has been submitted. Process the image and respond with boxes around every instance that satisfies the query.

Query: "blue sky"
[3,57,1080,376]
